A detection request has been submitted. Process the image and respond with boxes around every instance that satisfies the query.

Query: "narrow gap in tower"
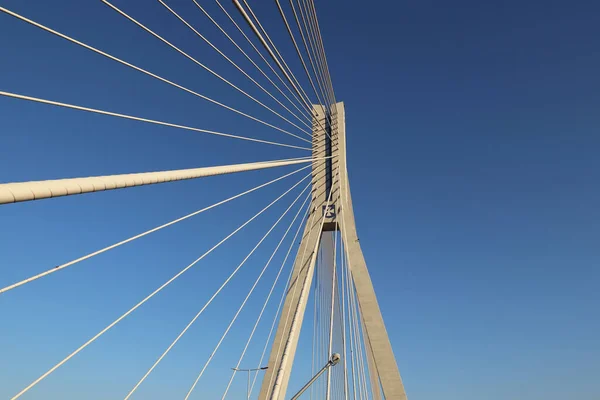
[325,109,333,200]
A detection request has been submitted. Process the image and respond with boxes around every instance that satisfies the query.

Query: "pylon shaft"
[259,102,407,399]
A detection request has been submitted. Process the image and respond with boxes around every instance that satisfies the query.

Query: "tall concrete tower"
[258,103,407,400]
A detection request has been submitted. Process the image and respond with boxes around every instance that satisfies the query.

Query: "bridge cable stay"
[344,238,359,399]
[124,181,313,399]
[339,233,350,398]
[320,235,330,395]
[299,0,332,104]
[247,189,325,397]
[8,170,313,400]
[349,274,367,399]
[338,165,387,400]
[154,0,312,133]
[274,0,325,111]
[220,191,312,399]
[311,236,323,398]
[311,168,344,399]
[281,0,335,144]
[325,109,343,399]
[259,169,335,397]
[231,0,312,117]
[326,222,340,399]
[290,0,333,111]
[300,0,336,106]
[183,187,313,399]
[333,159,359,400]
[0,163,317,295]
[323,173,345,399]
[271,0,331,141]
[237,0,315,113]
[220,164,339,399]
[323,238,341,400]
[328,198,348,400]
[339,176,366,400]
[293,0,333,110]
[0,91,310,151]
[306,0,337,104]
[303,0,337,124]
[0,7,307,143]
[321,229,332,395]
[334,116,347,400]
[344,254,362,399]
[316,238,331,397]
[192,0,312,123]
[267,166,339,399]
[253,109,340,399]
[309,248,321,400]
[212,0,309,117]
[100,0,311,140]
[354,279,372,398]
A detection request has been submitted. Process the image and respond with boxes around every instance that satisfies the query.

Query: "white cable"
[0,164,314,295]
[318,275,325,398]
[342,206,370,400]
[347,258,358,400]
[249,188,322,397]
[233,0,330,138]
[307,0,336,103]
[185,189,311,399]
[332,165,347,400]
[8,171,312,400]
[239,0,314,110]
[349,280,364,400]
[305,0,336,108]
[344,237,369,400]
[260,199,321,398]
[340,234,349,399]
[302,0,332,108]
[0,91,311,151]
[192,0,311,123]
[100,0,311,142]
[314,244,323,398]
[310,246,319,400]
[293,0,331,108]
[300,0,333,105]
[319,241,325,394]
[0,157,315,205]
[353,284,369,399]
[349,275,363,400]
[269,167,339,400]
[0,7,306,142]
[339,181,358,400]
[212,0,308,116]
[326,220,339,400]
[125,184,311,399]
[275,0,325,108]
[231,0,313,114]
[360,319,377,399]
[242,0,314,109]
[261,172,339,398]
[220,194,311,399]
[155,0,312,134]
[302,0,335,109]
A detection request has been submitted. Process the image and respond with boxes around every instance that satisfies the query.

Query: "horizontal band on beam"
[0,157,322,205]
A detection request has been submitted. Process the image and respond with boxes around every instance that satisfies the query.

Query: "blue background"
[1,0,599,399]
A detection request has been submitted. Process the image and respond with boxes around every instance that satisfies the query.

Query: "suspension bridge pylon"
[258,102,408,400]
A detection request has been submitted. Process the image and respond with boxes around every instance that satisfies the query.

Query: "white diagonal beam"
[0,157,318,205]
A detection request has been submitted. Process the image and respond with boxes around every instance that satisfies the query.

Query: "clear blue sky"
[1,0,599,399]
